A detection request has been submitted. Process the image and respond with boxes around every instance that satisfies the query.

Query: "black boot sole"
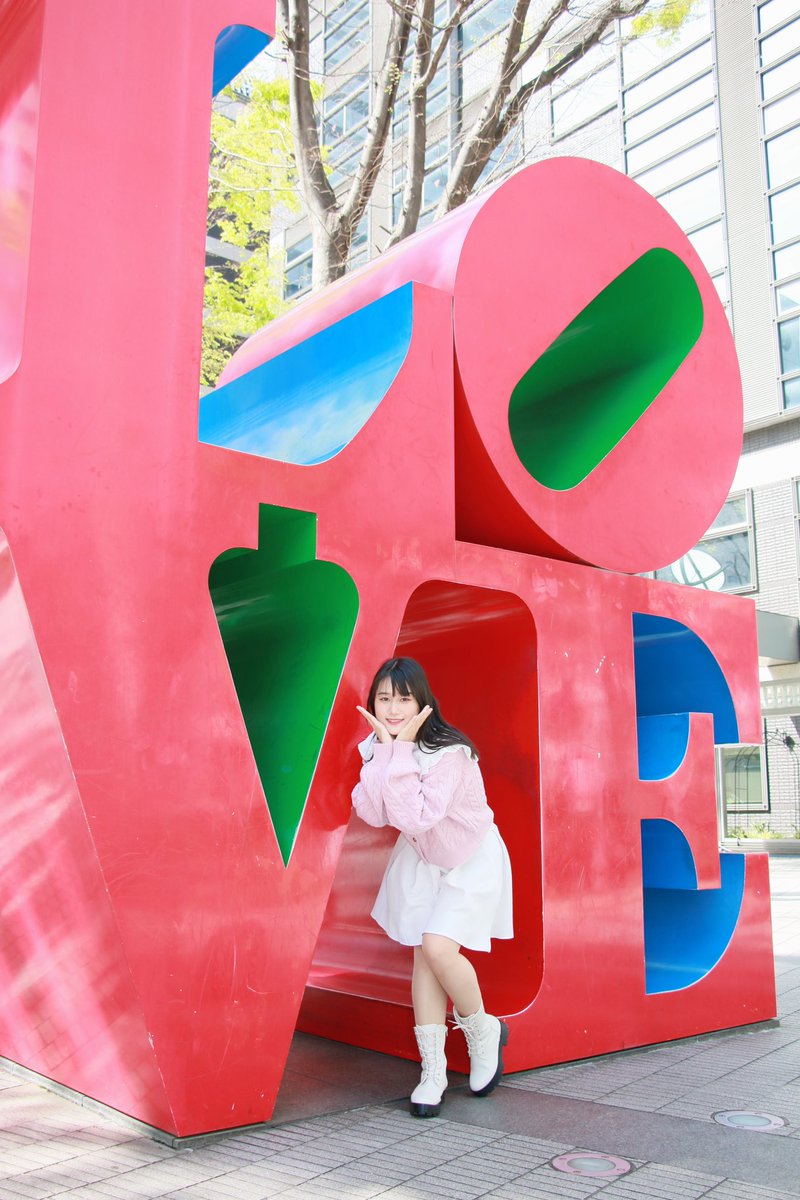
[471,1021,509,1098]
[410,1096,444,1118]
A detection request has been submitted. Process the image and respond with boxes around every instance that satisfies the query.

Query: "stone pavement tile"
[0,1151,65,1178]
[70,1172,180,1199]
[453,1136,560,1176]
[654,1098,793,1128]
[704,1182,800,1200]
[154,1187,280,1200]
[111,1154,233,1186]
[479,1161,603,1198]
[317,1161,414,1188]
[263,1143,365,1171]
[0,1176,67,1199]
[277,1168,391,1199]
[183,1140,278,1166]
[417,1148,529,1191]
[38,1191,125,1200]
[595,1162,722,1198]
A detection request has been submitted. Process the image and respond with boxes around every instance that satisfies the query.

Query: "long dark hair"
[366,657,478,758]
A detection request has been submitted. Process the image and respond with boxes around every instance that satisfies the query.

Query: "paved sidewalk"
[1,858,798,1200]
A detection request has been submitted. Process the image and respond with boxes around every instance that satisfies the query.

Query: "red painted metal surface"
[0,0,775,1138]
[226,158,742,576]
[302,558,772,1074]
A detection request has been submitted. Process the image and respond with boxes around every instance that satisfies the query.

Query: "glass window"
[779,313,800,372]
[762,53,800,100]
[625,105,716,173]
[324,1,369,73]
[326,0,368,36]
[657,167,720,229]
[712,272,730,304]
[324,93,369,143]
[476,126,523,188]
[286,234,312,265]
[327,141,362,188]
[711,495,748,528]
[770,182,800,244]
[775,240,800,278]
[760,17,800,67]
[784,375,800,406]
[656,534,754,590]
[653,491,755,593]
[461,0,515,54]
[720,745,767,815]
[766,126,800,188]
[284,235,313,300]
[325,37,361,73]
[551,39,613,83]
[689,220,726,273]
[393,56,449,143]
[552,63,618,137]
[764,89,800,135]
[762,0,796,31]
[327,0,367,23]
[759,0,800,33]
[349,213,369,268]
[777,277,800,312]
[423,163,448,208]
[324,69,368,114]
[324,70,369,143]
[624,42,713,113]
[632,137,716,193]
[624,74,714,142]
[621,0,712,85]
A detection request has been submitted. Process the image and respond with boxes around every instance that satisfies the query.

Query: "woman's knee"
[420,933,460,972]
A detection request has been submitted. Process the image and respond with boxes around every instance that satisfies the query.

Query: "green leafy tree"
[202,77,299,387]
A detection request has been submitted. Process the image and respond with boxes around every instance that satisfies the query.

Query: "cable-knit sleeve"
[377,741,463,835]
[351,743,394,828]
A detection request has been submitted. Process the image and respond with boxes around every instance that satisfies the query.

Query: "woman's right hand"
[356,705,392,744]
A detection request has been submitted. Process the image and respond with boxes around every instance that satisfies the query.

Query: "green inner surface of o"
[508,248,704,491]
[209,504,359,866]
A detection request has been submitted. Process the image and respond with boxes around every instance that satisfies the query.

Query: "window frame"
[649,490,758,596]
[757,4,800,412]
[284,233,313,302]
[717,734,770,821]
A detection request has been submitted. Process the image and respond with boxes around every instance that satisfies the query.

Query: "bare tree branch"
[278,0,337,228]
[283,0,678,284]
[420,0,472,87]
[337,0,416,267]
[387,0,436,245]
[439,0,651,215]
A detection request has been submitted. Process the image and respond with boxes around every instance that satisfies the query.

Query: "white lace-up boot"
[410,1024,448,1117]
[453,1002,509,1096]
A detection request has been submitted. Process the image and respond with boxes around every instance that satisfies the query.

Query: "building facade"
[276,0,800,838]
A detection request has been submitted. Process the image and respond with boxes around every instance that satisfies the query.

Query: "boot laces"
[456,1013,493,1057]
[466,1024,492,1056]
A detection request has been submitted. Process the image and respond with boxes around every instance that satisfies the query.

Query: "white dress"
[356,737,514,952]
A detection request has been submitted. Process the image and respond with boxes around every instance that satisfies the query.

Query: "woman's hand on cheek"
[356,706,393,745]
[395,705,432,742]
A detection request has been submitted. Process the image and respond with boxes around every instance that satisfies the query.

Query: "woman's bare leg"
[412,946,449,1025]
[419,933,482,1016]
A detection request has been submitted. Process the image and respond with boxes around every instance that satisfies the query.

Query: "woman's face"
[373,678,421,738]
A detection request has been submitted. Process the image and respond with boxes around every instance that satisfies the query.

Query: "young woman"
[352,657,513,1117]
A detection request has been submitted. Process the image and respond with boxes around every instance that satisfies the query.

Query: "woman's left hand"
[395,705,432,742]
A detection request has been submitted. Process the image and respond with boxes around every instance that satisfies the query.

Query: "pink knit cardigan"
[351,737,494,869]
